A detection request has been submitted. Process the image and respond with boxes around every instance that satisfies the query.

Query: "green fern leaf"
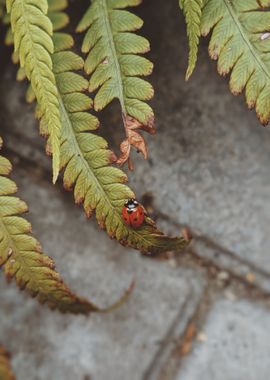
[179,0,204,80]
[0,137,132,312]
[77,0,155,165]
[48,43,190,255]
[6,0,61,182]
[0,346,15,380]
[201,0,270,125]
[46,3,190,254]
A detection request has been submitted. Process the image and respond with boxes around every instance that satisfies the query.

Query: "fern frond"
[48,47,189,255]
[179,0,204,80]
[0,138,132,312]
[6,0,61,182]
[201,0,270,125]
[77,0,155,165]
[0,346,15,380]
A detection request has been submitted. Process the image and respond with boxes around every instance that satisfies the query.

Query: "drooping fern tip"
[179,0,204,80]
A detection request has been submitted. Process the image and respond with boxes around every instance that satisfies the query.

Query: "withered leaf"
[116,115,156,168]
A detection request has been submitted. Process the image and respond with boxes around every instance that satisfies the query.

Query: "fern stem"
[100,0,126,114]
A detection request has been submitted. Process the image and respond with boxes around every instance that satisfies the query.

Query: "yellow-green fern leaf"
[0,347,15,380]
[0,137,131,313]
[45,38,190,255]
[6,0,61,182]
[77,0,155,164]
[201,0,270,125]
[179,0,204,80]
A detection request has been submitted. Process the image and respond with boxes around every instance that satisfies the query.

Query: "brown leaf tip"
[116,115,156,166]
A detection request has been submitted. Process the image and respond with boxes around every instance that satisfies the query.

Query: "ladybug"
[122,199,145,228]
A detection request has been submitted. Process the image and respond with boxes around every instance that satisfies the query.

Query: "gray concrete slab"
[176,299,270,380]
[0,166,206,380]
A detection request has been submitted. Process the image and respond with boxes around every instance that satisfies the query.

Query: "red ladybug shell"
[122,199,145,228]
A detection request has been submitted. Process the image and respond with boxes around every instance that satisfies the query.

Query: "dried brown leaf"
[116,116,156,167]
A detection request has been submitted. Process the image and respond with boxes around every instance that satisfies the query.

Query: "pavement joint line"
[141,264,270,380]
[154,211,270,293]
[157,210,270,279]
[184,244,270,297]
[143,283,213,380]
[143,279,208,380]
[185,248,270,300]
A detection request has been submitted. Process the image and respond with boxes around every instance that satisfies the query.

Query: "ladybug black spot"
[134,218,138,221]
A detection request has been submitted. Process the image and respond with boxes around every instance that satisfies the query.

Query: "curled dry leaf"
[116,115,156,168]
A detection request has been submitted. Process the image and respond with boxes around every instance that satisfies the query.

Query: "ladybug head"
[125,198,138,210]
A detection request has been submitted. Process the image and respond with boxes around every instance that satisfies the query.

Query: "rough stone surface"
[177,299,270,380]
[0,167,206,380]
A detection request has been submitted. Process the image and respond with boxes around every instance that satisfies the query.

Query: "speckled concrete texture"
[177,299,270,380]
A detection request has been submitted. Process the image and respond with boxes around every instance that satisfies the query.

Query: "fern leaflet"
[0,346,15,380]
[6,0,62,182]
[77,0,155,165]
[179,0,204,79]
[201,0,270,125]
